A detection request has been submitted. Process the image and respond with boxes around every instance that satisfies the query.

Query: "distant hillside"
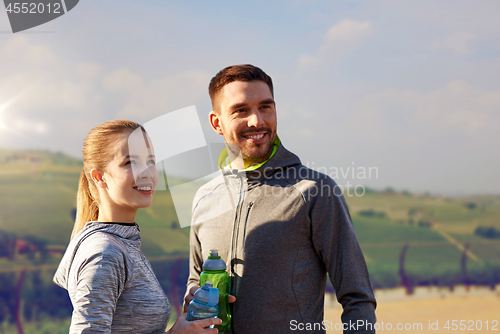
[1,149,499,290]
[0,148,188,257]
[0,148,82,166]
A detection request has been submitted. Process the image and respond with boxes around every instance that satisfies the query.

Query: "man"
[184,64,376,333]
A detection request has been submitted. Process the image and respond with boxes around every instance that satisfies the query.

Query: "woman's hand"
[166,313,221,334]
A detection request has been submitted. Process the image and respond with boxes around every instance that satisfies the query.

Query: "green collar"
[217,136,280,172]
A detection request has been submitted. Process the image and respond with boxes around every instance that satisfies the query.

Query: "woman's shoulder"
[76,230,130,262]
[68,231,133,287]
[55,223,140,290]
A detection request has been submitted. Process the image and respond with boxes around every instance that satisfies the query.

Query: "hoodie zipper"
[241,202,253,250]
[229,175,245,295]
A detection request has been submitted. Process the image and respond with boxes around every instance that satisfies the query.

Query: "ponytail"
[71,169,99,239]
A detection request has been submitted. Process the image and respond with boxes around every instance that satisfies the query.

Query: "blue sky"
[0,0,499,195]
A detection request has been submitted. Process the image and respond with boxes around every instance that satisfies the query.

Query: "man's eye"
[147,160,156,165]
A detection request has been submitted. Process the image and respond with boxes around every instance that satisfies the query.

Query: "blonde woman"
[54,120,220,333]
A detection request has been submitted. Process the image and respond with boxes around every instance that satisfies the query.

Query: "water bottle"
[200,249,231,332]
[187,281,219,328]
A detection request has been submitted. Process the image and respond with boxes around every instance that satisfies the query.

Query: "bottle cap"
[209,249,220,258]
[203,249,227,271]
[193,281,219,306]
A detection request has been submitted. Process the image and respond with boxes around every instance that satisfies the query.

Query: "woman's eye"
[147,160,156,165]
[125,160,136,165]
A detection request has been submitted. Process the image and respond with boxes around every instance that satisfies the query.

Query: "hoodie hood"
[53,222,140,290]
[221,140,302,182]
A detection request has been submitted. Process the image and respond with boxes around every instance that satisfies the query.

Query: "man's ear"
[209,110,224,135]
[90,169,107,188]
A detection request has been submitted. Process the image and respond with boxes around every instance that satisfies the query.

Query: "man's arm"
[310,178,376,333]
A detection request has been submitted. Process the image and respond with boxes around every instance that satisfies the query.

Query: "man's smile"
[242,131,267,143]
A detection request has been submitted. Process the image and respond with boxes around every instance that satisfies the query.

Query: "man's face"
[210,80,277,167]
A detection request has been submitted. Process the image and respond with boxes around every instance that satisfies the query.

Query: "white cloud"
[12,118,49,135]
[350,80,497,138]
[102,69,211,120]
[298,19,374,71]
[75,62,101,80]
[431,33,476,55]
[0,35,57,68]
[103,68,144,93]
[0,35,211,155]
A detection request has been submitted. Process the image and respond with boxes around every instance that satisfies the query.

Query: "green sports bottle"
[200,249,231,332]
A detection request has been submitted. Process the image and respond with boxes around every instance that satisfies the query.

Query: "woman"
[53,120,220,333]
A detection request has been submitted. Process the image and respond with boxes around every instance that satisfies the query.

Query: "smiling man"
[208,68,277,169]
[185,65,376,333]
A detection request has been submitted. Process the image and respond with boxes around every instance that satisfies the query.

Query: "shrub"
[358,209,386,219]
[475,226,500,239]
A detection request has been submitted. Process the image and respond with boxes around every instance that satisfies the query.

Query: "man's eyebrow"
[229,102,247,110]
[229,99,275,110]
[260,98,275,105]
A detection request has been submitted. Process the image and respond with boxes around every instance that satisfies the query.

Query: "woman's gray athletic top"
[54,221,171,333]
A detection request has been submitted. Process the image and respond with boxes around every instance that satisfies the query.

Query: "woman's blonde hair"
[71,120,145,239]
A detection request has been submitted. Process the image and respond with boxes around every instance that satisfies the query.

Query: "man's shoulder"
[270,163,344,201]
[192,173,230,213]
[274,163,338,185]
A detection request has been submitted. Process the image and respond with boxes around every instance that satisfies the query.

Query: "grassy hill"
[0,149,189,256]
[1,149,499,330]
[1,149,499,288]
[345,191,500,288]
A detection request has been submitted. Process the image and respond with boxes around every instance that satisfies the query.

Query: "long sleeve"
[68,242,127,333]
[310,179,377,333]
[186,225,203,293]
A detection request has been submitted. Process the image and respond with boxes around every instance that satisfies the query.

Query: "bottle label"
[187,315,216,329]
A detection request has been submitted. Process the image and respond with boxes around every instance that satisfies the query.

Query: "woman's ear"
[90,169,107,188]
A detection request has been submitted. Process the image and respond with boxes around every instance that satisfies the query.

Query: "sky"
[0,0,499,195]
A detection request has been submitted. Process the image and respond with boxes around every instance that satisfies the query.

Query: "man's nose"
[247,109,264,128]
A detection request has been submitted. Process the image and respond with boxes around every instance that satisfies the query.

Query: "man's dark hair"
[209,64,274,112]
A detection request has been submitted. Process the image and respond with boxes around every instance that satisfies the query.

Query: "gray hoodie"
[54,222,170,334]
[188,142,376,333]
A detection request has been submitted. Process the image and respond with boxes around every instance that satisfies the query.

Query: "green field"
[1,149,500,328]
[0,149,189,254]
[1,149,500,286]
[345,191,500,288]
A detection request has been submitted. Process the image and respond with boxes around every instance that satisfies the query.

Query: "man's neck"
[219,136,280,171]
[226,153,270,170]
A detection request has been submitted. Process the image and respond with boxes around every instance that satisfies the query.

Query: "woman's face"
[100,130,158,214]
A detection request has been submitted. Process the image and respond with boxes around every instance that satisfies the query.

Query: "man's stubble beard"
[240,130,276,165]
